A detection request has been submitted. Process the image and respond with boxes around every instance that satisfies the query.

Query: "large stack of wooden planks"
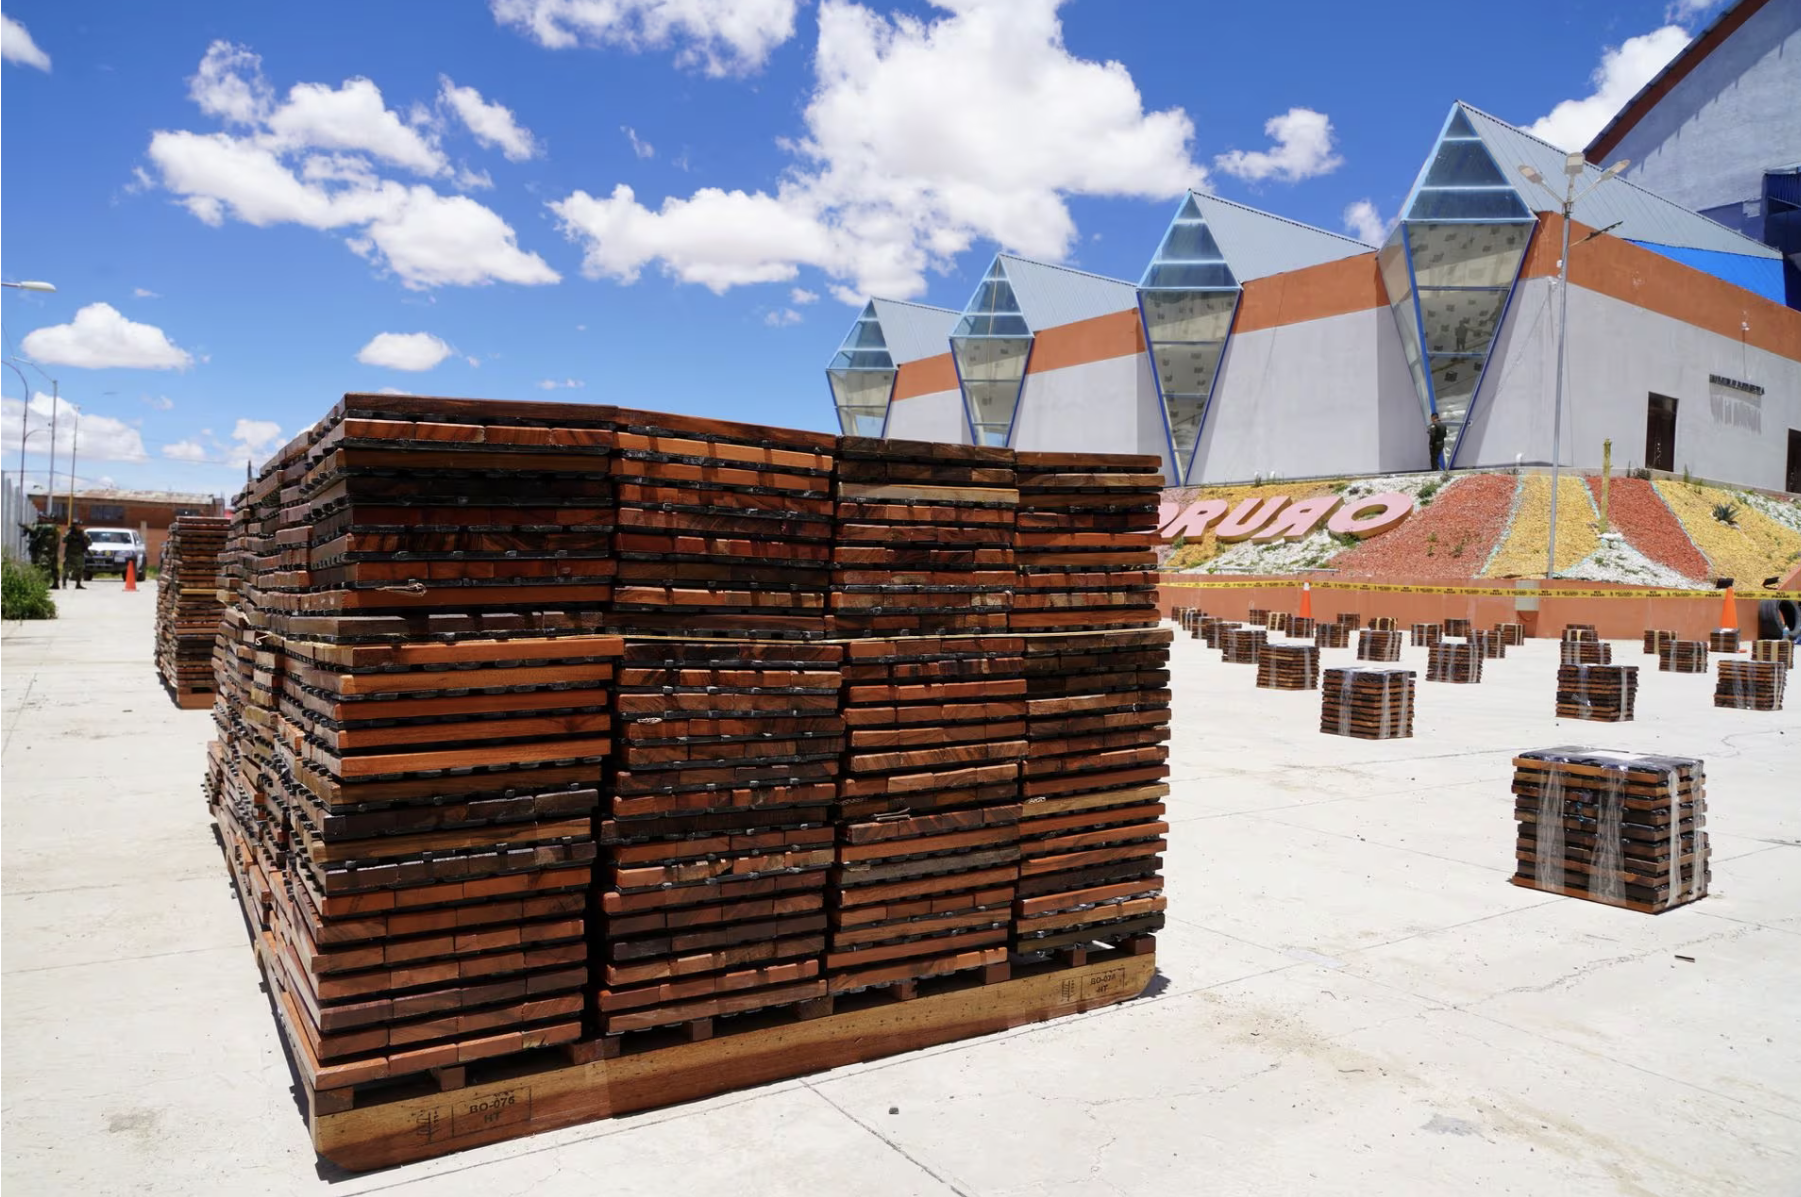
[1643,629,1676,656]
[1555,664,1638,721]
[1750,638,1794,668]
[1321,667,1415,739]
[1256,642,1319,690]
[1357,628,1402,661]
[1510,748,1709,913]
[156,514,230,708]
[1426,640,1483,684]
[1560,638,1613,665]
[1659,640,1708,673]
[1714,658,1786,711]
[202,394,1169,1162]
[1708,628,1740,655]
[1409,622,1443,649]
[1220,626,1266,664]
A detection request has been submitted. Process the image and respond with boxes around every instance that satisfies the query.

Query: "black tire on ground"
[1757,598,1801,642]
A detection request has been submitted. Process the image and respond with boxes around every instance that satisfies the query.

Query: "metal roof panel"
[868,297,960,363]
[1187,192,1374,279]
[992,254,1139,330]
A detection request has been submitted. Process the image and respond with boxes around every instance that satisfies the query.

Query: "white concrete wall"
[1188,305,1427,484]
[1010,352,1177,481]
[1610,0,1801,214]
[1460,276,1801,490]
[883,387,971,444]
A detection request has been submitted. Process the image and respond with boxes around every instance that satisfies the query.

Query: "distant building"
[38,488,226,564]
[829,100,1801,494]
[1585,0,1801,307]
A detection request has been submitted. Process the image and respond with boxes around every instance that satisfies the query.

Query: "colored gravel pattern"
[1657,479,1801,586]
[1484,475,1597,578]
[1585,475,1710,581]
[1331,473,1517,581]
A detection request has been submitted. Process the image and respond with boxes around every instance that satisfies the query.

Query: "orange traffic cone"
[1298,581,1313,620]
[125,559,137,592]
[1718,585,1736,640]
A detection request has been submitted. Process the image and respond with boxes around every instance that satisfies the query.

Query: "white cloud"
[143,394,176,411]
[356,331,456,371]
[1214,108,1343,183]
[440,77,541,161]
[1342,199,1390,246]
[1525,25,1692,151]
[466,355,481,367]
[552,0,1202,302]
[622,125,655,159]
[228,418,284,465]
[492,0,798,76]
[163,439,209,462]
[2,393,149,462]
[3,15,52,71]
[145,42,560,290]
[790,287,819,305]
[21,303,195,370]
[133,287,162,299]
[376,386,414,395]
[764,308,803,326]
[535,377,586,389]
[1666,0,1721,18]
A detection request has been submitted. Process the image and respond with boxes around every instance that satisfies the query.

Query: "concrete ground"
[4,583,1798,1196]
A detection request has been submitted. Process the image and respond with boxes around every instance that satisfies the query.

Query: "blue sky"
[1,0,1720,497]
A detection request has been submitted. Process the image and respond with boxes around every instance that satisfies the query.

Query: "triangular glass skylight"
[1406,108,1533,223]
[828,302,897,437]
[951,260,1032,446]
[1138,195,1241,481]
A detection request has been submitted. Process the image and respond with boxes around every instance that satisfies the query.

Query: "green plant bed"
[2,559,58,620]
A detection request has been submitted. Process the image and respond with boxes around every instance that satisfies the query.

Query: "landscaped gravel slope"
[1585,476,1711,581]
[1657,479,1801,586]
[1483,475,1596,578]
[1330,473,1516,581]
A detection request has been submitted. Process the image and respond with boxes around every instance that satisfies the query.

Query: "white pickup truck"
[83,527,149,579]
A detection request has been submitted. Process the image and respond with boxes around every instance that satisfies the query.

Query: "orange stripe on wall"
[892,353,959,401]
[1522,213,1801,363]
[1232,253,1388,333]
[1024,308,1144,373]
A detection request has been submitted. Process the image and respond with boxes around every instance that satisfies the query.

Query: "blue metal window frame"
[1136,288,1239,484]
[948,332,1035,448]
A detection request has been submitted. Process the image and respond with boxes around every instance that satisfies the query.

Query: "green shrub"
[1416,480,1441,505]
[2,559,57,620]
[1712,501,1739,526]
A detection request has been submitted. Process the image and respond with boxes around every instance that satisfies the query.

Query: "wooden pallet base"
[305,947,1154,1170]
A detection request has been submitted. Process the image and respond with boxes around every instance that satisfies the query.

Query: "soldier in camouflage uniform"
[60,522,89,589]
[29,520,60,586]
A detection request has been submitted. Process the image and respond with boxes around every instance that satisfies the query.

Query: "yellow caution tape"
[1160,579,1721,600]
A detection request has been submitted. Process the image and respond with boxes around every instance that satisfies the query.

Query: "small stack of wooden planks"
[1336,612,1363,630]
[1369,616,1399,631]
[1256,642,1319,690]
[831,635,1022,994]
[1555,664,1638,721]
[1564,624,1597,640]
[611,408,835,639]
[1750,638,1794,668]
[1409,622,1442,649]
[1643,629,1676,656]
[1013,452,1161,633]
[1357,628,1402,662]
[1510,748,1709,913]
[1474,628,1506,660]
[1659,639,1709,673]
[156,514,230,708]
[1714,658,1786,711]
[598,639,841,1035]
[1201,617,1233,648]
[1707,628,1740,654]
[1313,622,1349,649]
[1426,640,1483,684]
[1267,612,1293,635]
[1444,617,1472,637]
[1220,626,1266,664]
[1320,667,1415,739]
[833,437,1014,637]
[1016,628,1170,955]
[1494,622,1525,647]
[1246,607,1270,627]
[1288,616,1316,640]
[1560,638,1613,665]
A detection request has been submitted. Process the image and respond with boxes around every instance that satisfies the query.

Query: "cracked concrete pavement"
[4,583,1798,1194]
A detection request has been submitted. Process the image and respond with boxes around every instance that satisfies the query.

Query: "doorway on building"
[1645,393,1678,473]
[1787,428,1801,494]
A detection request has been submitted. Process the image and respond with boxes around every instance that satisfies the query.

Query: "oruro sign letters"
[1157,492,1416,542]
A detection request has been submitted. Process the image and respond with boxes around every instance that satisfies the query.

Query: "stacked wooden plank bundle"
[831,437,1011,638]
[1555,664,1638,721]
[1510,748,1709,913]
[1751,639,1794,668]
[1288,616,1316,639]
[1426,640,1483,684]
[1369,616,1399,631]
[1220,626,1266,664]
[1336,612,1363,630]
[1659,640,1709,673]
[1564,624,1597,641]
[1267,612,1293,635]
[1475,629,1506,660]
[1643,629,1676,656]
[1320,667,1415,739]
[1714,659,1786,711]
[1016,628,1170,955]
[1313,622,1349,649]
[1357,628,1402,662]
[1201,617,1232,648]
[1012,452,1160,633]
[1444,617,1472,637]
[1256,642,1319,690]
[1494,622,1525,646]
[1246,607,1270,627]
[1410,622,1442,649]
[156,514,230,708]
[1560,638,1613,665]
[599,639,840,1034]
[611,409,835,639]
[1708,628,1740,654]
[831,635,1022,994]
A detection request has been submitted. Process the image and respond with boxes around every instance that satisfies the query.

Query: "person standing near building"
[60,522,89,590]
[1428,413,1448,470]
[29,520,61,587]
